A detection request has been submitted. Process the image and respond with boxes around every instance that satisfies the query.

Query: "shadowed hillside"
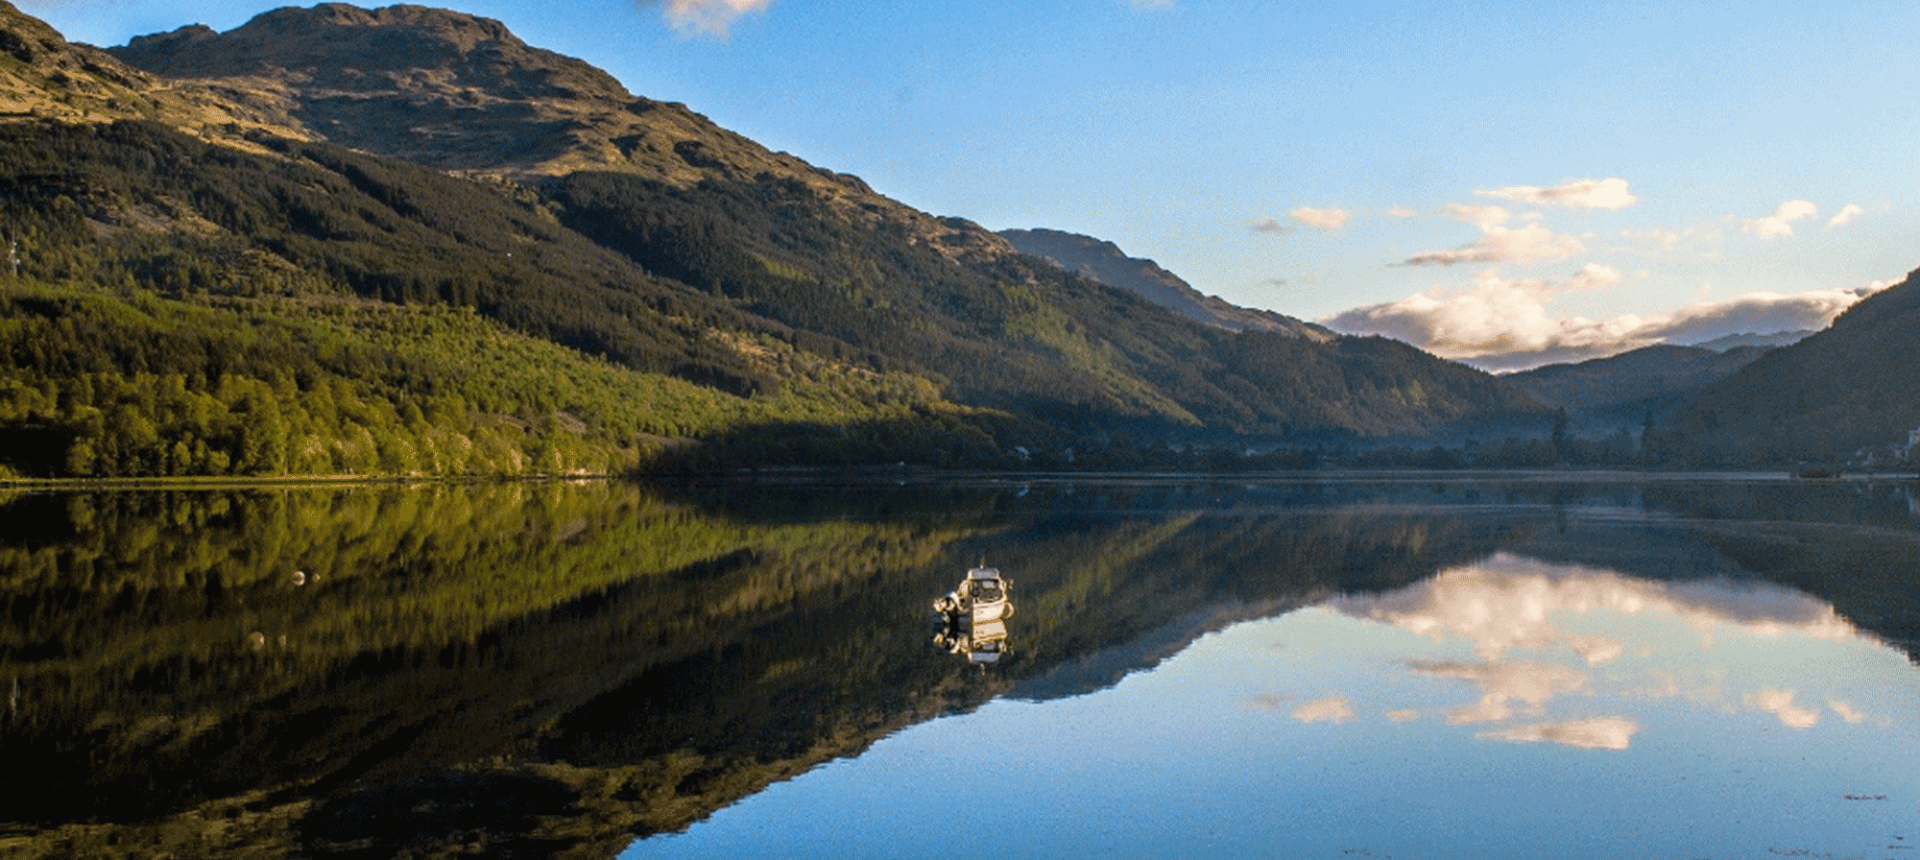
[1506,343,1771,435]
[0,3,1554,476]
[1651,266,1920,469]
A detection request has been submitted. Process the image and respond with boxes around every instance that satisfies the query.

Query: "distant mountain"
[1686,330,1812,352]
[0,3,1552,479]
[999,228,1333,341]
[1652,267,1920,467]
[1506,344,1772,435]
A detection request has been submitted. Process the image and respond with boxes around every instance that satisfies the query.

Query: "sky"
[26,0,1920,371]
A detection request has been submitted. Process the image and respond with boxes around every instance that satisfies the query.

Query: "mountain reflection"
[1,477,1917,858]
[1316,553,1880,750]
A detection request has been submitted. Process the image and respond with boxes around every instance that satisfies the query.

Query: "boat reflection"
[630,544,1920,860]
[933,566,1015,665]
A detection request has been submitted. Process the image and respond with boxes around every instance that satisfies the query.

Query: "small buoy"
[292,571,307,586]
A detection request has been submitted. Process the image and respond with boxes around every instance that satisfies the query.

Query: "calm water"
[2,475,1917,859]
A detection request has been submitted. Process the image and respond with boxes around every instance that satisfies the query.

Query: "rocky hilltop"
[0,1,288,143]
[106,4,1010,264]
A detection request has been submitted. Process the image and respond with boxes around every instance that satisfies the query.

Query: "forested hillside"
[0,3,1553,478]
[0,120,1003,478]
[1650,267,1920,468]
[1506,344,1770,436]
[540,169,1543,438]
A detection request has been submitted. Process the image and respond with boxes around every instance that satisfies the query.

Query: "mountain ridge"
[999,227,1334,341]
[0,2,1554,480]
[0,0,293,147]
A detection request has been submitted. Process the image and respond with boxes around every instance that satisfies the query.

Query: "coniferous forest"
[0,121,1019,477]
[0,114,1552,479]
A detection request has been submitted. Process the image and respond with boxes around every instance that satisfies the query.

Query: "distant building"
[1900,427,1920,462]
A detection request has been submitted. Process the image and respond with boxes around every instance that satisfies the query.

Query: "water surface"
[2,476,1916,858]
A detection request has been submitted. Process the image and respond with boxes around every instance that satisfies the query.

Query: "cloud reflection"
[1329,553,1855,662]
[1311,553,1867,751]
[1745,689,1820,729]
[1406,660,1587,725]
[1478,718,1639,751]
[1293,696,1355,724]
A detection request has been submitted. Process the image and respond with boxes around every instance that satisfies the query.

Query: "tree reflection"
[0,477,1915,858]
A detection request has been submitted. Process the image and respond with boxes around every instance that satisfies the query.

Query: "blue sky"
[28,0,1920,369]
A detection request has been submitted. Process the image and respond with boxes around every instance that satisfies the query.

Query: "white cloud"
[644,0,775,38]
[1640,282,1889,346]
[1292,696,1356,724]
[1387,205,1419,219]
[1742,199,1818,239]
[1829,699,1867,724]
[1477,178,1638,211]
[1404,223,1587,266]
[1825,204,1865,229]
[1403,205,1585,266]
[1290,206,1352,232]
[1479,718,1640,751]
[1322,266,1633,368]
[1321,269,1891,372]
[1442,203,1514,230]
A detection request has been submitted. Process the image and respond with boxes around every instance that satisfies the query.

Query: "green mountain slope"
[1651,267,1920,468]
[0,118,1001,477]
[538,169,1546,438]
[0,3,1549,477]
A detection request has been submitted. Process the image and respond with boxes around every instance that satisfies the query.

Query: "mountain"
[105,3,1003,265]
[998,228,1334,341]
[0,3,1550,479]
[1505,344,1772,435]
[1687,330,1812,352]
[1651,266,1920,468]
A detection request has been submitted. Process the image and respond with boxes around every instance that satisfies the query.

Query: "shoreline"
[9,466,1916,492]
